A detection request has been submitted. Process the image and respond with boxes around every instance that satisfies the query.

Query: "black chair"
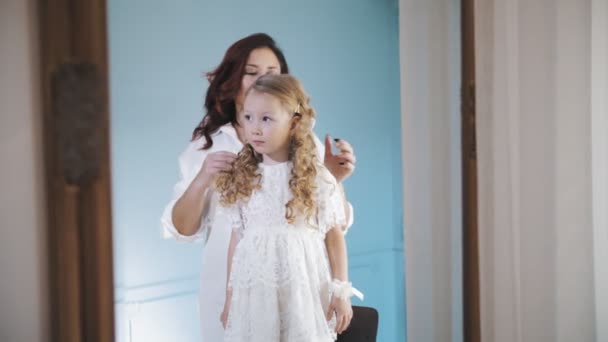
[336,306,379,342]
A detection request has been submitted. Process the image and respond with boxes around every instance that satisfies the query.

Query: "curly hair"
[215,74,319,225]
[192,33,289,149]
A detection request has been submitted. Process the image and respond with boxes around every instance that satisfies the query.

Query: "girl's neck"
[262,153,289,165]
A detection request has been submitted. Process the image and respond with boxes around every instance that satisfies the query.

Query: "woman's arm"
[171,151,236,236]
[171,177,211,237]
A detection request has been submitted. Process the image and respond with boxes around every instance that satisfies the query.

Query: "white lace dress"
[222,161,347,342]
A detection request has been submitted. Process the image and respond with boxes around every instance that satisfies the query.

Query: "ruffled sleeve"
[312,133,354,233]
[316,166,348,235]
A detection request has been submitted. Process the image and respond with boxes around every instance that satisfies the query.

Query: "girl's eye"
[243,114,251,121]
[262,116,272,122]
[245,72,257,76]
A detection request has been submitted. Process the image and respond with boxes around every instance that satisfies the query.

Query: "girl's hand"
[197,151,237,188]
[220,306,229,329]
[220,288,233,329]
[324,135,356,183]
[326,295,353,334]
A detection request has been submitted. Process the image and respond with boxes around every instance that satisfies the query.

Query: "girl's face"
[241,91,294,163]
[235,48,281,111]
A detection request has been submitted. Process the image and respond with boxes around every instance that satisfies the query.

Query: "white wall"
[591,0,608,340]
[0,0,49,341]
[399,1,462,341]
[475,0,598,341]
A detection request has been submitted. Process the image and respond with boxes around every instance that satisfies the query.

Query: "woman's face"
[235,47,281,111]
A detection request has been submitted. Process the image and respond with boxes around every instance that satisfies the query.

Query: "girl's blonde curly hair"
[215,74,319,224]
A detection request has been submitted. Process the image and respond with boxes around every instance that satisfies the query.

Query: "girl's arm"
[225,229,239,290]
[221,229,239,328]
[325,227,353,334]
[325,227,349,282]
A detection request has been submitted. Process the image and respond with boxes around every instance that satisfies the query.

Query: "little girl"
[215,74,363,341]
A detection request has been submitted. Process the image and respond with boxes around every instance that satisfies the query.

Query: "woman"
[161,33,357,341]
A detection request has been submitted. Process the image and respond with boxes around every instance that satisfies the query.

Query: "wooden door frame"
[37,0,114,341]
[461,0,481,341]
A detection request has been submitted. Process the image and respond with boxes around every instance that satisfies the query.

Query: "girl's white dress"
[160,124,354,341]
[222,161,346,342]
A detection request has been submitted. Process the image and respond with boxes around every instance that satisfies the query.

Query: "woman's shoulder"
[208,123,242,152]
[180,124,242,156]
[177,136,205,161]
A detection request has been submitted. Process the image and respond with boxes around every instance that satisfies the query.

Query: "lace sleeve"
[217,202,245,239]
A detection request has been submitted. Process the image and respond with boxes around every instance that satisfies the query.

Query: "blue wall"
[108,0,404,341]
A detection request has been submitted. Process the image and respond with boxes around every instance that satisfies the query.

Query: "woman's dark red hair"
[193,33,289,149]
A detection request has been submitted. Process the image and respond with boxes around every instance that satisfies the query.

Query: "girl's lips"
[252,140,265,145]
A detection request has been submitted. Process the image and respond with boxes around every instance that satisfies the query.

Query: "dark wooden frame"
[37,1,479,341]
[461,0,481,341]
[38,1,114,341]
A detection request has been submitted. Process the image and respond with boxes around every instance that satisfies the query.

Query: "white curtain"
[475,0,604,341]
[399,1,463,341]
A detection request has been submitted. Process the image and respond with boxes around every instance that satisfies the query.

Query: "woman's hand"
[196,151,237,188]
[326,295,353,334]
[324,135,356,183]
